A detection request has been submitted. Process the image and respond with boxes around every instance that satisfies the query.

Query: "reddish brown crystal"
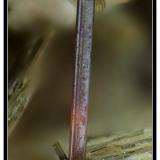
[69,0,95,160]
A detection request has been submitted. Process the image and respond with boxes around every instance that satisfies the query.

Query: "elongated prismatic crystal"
[69,0,95,160]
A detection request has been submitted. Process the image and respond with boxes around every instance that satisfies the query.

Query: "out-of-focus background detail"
[8,0,152,160]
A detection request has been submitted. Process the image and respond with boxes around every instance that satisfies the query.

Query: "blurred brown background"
[8,0,152,160]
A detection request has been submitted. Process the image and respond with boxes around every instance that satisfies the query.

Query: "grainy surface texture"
[86,129,152,160]
[55,129,152,160]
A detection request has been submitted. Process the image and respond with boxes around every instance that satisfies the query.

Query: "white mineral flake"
[79,122,86,149]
